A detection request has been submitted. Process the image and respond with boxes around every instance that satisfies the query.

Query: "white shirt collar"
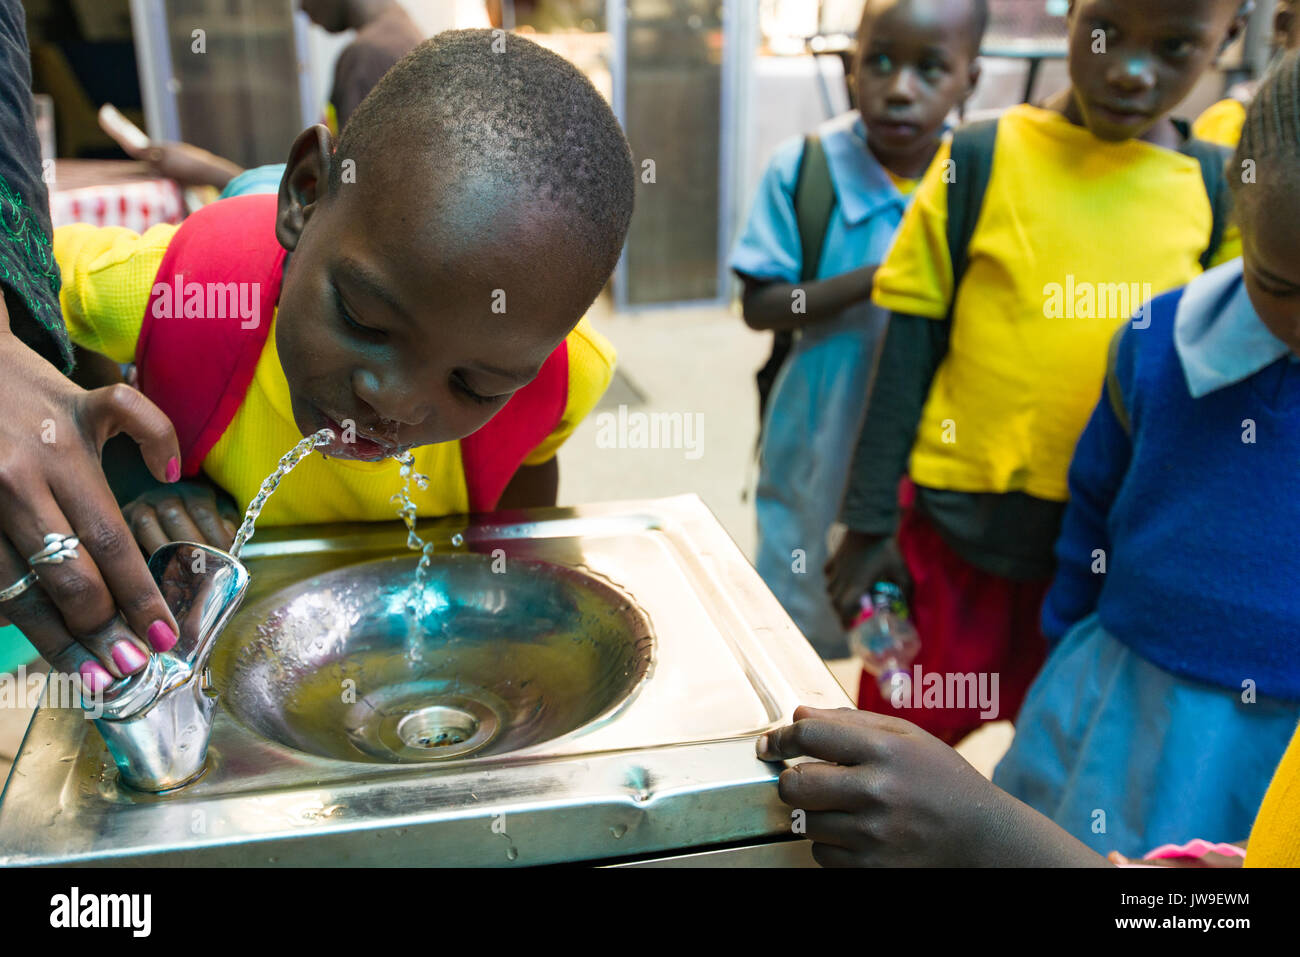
[1174,258,1293,399]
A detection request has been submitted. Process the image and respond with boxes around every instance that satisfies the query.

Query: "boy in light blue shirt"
[731,0,985,657]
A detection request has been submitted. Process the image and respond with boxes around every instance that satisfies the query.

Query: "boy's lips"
[871,119,922,139]
[313,408,399,460]
[1092,101,1152,128]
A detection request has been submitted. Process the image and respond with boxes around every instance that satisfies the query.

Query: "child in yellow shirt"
[825,0,1249,743]
[1193,0,1298,147]
[58,31,628,560]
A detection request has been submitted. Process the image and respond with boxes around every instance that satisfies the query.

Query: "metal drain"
[397,706,479,750]
[343,683,505,762]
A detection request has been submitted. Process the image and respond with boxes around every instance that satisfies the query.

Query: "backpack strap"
[754,134,836,435]
[460,343,569,512]
[795,134,836,283]
[1105,324,1132,436]
[135,194,283,478]
[1179,135,1232,270]
[945,118,1000,316]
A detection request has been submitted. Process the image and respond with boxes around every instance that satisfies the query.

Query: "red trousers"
[856,502,1051,745]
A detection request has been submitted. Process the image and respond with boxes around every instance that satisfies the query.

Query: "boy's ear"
[276,124,334,252]
[1221,2,1254,53]
[966,58,982,101]
[1277,3,1295,46]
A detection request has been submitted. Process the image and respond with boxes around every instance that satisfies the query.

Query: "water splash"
[229,428,335,559]
[392,451,435,660]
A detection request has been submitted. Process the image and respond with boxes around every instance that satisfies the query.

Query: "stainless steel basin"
[0,496,851,867]
[213,554,653,763]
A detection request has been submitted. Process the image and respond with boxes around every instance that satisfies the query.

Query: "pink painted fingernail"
[79,660,113,694]
[166,456,181,483]
[112,640,149,673]
[147,620,177,652]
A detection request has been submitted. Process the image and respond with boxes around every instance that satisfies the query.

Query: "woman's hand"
[123,481,240,556]
[757,706,1108,867]
[825,529,911,629]
[0,326,182,691]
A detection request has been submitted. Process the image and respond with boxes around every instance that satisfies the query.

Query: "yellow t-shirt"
[886,170,920,197]
[1192,98,1247,149]
[1246,721,1300,867]
[54,222,615,526]
[872,104,1241,501]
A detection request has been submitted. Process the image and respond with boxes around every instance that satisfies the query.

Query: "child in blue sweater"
[991,49,1300,855]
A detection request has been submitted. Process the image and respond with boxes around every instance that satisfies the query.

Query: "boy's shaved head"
[335,30,635,291]
[860,0,988,57]
[271,30,635,460]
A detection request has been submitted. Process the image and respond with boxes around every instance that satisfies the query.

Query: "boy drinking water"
[826,0,1248,741]
[52,31,633,687]
[732,0,985,658]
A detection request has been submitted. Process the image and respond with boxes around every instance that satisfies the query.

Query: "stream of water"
[229,433,463,663]
[229,428,336,559]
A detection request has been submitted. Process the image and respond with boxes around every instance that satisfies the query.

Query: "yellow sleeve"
[1192,98,1247,150]
[522,316,616,465]
[53,221,178,363]
[1245,720,1300,867]
[870,139,953,320]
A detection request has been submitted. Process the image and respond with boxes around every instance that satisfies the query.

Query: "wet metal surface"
[0,496,850,866]
[215,553,654,763]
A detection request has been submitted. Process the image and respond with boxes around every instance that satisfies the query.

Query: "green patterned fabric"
[0,0,72,371]
[0,170,69,370]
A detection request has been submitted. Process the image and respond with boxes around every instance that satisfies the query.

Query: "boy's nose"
[885,68,919,103]
[1107,56,1155,93]
[353,369,433,429]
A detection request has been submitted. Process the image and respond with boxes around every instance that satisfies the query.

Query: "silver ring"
[0,571,38,602]
[28,532,80,567]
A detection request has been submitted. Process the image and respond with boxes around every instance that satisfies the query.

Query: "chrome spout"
[88,543,250,791]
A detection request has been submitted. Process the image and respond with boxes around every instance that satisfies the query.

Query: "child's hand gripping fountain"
[89,542,250,791]
[87,428,334,791]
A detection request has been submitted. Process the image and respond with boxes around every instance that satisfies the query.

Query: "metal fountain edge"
[0,494,849,867]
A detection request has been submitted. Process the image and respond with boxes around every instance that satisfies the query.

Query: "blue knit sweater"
[1043,284,1300,701]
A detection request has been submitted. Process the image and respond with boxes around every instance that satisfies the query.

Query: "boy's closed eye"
[1254,270,1300,298]
[452,372,507,405]
[333,284,386,337]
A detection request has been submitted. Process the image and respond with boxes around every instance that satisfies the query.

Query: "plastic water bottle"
[848,582,920,700]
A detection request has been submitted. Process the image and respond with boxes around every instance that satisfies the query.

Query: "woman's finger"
[0,534,146,684]
[46,465,179,652]
[3,483,124,640]
[80,383,181,485]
